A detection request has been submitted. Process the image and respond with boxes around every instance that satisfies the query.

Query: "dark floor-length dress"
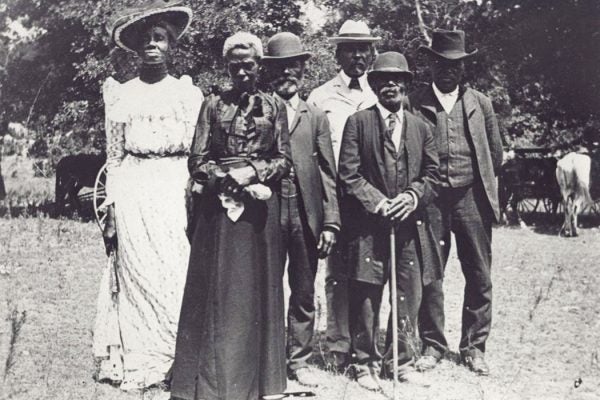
[171,91,291,400]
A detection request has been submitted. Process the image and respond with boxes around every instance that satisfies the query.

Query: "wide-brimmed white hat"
[109,0,192,53]
[329,20,381,44]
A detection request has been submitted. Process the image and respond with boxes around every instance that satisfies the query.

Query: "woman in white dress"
[93,1,203,391]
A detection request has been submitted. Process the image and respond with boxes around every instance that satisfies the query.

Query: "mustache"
[273,76,299,86]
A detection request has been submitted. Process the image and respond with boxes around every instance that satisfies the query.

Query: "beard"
[274,77,299,99]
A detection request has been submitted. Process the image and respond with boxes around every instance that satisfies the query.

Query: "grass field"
[1,156,600,400]
[1,218,599,400]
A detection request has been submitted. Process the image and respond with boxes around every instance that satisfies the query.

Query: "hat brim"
[329,36,381,44]
[261,52,313,62]
[114,6,192,53]
[368,69,414,82]
[419,46,478,60]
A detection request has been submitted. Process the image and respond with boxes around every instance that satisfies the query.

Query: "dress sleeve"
[103,78,126,207]
[247,96,292,183]
[188,95,227,191]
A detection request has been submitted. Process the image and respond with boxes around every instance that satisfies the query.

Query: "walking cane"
[389,225,399,400]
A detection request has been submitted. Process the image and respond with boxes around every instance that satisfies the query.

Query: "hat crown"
[266,32,303,58]
[431,29,466,54]
[338,20,372,37]
[372,52,409,72]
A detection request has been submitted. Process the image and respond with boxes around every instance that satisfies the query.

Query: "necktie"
[387,114,400,151]
[348,78,361,90]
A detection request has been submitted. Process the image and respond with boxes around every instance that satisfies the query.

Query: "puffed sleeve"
[247,96,292,183]
[102,77,126,207]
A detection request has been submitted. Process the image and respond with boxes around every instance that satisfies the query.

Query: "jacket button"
[416,220,423,226]
[399,296,405,301]
[440,240,446,246]
[409,261,414,266]
[365,257,371,262]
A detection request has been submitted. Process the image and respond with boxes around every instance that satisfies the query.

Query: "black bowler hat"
[419,29,477,60]
[262,32,313,62]
[108,0,192,53]
[367,52,414,83]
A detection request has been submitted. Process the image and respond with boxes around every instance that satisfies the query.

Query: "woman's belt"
[126,150,188,159]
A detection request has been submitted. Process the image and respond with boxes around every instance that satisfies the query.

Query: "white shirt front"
[339,70,369,93]
[275,93,299,128]
[376,102,403,152]
[432,82,459,114]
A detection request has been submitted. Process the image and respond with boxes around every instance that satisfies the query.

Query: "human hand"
[318,230,337,259]
[102,223,117,256]
[191,181,204,194]
[227,166,256,186]
[384,192,416,221]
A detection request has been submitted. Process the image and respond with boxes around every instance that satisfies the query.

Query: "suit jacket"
[335,105,443,286]
[289,99,341,238]
[406,85,503,221]
[307,72,377,163]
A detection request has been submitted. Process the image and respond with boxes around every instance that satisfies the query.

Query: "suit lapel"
[369,106,390,196]
[289,100,308,135]
[418,86,441,123]
[402,111,418,180]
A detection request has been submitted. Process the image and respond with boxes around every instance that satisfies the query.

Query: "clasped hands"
[191,166,257,196]
[377,192,416,222]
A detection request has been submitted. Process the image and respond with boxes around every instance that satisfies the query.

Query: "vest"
[435,97,476,187]
[382,128,408,198]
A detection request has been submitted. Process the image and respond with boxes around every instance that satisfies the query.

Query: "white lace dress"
[93,75,203,390]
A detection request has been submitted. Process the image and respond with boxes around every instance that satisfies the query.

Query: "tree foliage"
[0,0,597,158]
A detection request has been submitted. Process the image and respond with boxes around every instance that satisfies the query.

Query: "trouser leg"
[382,234,423,377]
[418,199,450,358]
[284,196,319,371]
[348,280,383,376]
[325,265,350,354]
[451,184,493,357]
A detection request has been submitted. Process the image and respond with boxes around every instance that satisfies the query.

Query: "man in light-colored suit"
[306,20,379,370]
[263,32,340,387]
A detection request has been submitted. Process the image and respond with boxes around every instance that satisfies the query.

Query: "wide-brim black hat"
[262,32,313,62]
[419,29,477,60]
[367,51,414,82]
[109,0,192,53]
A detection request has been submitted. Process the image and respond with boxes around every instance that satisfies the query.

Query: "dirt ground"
[1,216,599,400]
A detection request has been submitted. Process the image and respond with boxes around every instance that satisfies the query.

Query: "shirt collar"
[339,70,368,91]
[432,82,459,99]
[376,102,403,123]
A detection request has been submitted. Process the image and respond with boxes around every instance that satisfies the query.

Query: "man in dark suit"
[407,29,503,376]
[263,32,340,387]
[337,52,441,390]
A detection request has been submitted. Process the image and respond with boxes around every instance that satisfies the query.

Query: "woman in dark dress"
[170,32,291,400]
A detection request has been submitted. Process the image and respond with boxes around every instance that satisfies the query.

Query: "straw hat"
[329,20,381,44]
[109,0,192,53]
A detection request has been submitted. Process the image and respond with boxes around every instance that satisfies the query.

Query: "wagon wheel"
[517,198,539,214]
[93,163,108,231]
[543,198,561,215]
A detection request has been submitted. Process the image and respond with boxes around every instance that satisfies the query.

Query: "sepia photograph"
[0,0,599,399]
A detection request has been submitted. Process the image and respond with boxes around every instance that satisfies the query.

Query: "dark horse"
[55,153,106,217]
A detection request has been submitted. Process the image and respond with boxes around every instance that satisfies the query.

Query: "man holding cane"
[336,52,442,390]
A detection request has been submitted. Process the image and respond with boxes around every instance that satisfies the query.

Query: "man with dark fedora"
[406,29,503,376]
[262,32,340,387]
[306,19,379,370]
[337,51,441,390]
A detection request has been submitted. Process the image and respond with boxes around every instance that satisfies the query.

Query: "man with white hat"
[306,19,379,371]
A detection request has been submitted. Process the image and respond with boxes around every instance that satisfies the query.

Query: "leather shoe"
[463,355,490,376]
[415,355,440,372]
[292,367,320,387]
